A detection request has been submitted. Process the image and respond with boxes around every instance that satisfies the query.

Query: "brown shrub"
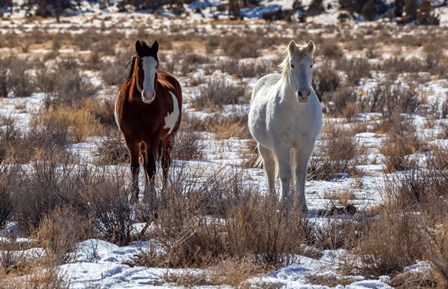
[379,119,425,173]
[172,127,204,161]
[204,114,250,140]
[324,86,358,119]
[31,105,101,143]
[95,130,129,165]
[37,207,91,265]
[309,126,366,180]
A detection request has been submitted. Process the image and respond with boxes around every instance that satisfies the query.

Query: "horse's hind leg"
[258,145,276,199]
[161,137,173,189]
[160,137,173,206]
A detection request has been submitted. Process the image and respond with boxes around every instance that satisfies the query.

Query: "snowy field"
[1,2,448,289]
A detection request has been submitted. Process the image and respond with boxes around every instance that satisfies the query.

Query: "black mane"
[126,54,136,81]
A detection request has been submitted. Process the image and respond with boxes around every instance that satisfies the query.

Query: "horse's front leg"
[274,144,291,205]
[143,144,157,208]
[294,146,313,212]
[126,140,140,203]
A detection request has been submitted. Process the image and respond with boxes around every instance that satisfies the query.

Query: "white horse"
[248,40,322,211]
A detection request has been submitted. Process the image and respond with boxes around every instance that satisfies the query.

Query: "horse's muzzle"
[297,90,311,103]
[142,90,156,103]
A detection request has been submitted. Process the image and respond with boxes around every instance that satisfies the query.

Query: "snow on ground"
[54,239,394,289]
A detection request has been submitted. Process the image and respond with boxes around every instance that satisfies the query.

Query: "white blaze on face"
[164,91,180,134]
[141,56,158,103]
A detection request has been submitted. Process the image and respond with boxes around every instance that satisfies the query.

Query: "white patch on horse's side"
[114,97,120,130]
[164,91,179,134]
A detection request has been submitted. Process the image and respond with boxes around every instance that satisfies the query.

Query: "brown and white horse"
[115,40,182,204]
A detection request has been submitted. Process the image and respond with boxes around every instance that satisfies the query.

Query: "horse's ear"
[151,40,159,53]
[288,40,297,54]
[135,40,144,56]
[306,40,316,55]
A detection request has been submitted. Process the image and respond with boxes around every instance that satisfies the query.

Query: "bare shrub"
[0,164,18,228]
[431,144,448,171]
[381,56,427,74]
[336,57,371,85]
[0,117,21,163]
[11,148,82,234]
[362,83,422,116]
[81,168,134,246]
[101,52,131,86]
[95,130,128,165]
[219,59,272,79]
[309,126,366,180]
[191,78,245,110]
[0,57,36,98]
[379,119,424,173]
[220,36,259,59]
[238,139,258,169]
[318,42,343,59]
[133,169,314,269]
[83,98,116,130]
[324,86,358,119]
[314,64,341,101]
[165,259,266,287]
[0,58,9,98]
[37,207,90,265]
[350,162,448,279]
[172,121,204,161]
[0,240,34,278]
[37,58,98,107]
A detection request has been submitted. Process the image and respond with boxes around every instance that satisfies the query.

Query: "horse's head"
[134,40,159,104]
[285,40,315,103]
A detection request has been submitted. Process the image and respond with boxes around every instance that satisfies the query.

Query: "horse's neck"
[126,77,140,101]
[279,76,298,104]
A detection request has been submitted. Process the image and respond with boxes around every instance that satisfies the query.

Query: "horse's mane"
[126,54,136,81]
[279,41,310,78]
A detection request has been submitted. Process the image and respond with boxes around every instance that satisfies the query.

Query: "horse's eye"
[310,64,313,68]
[291,64,295,68]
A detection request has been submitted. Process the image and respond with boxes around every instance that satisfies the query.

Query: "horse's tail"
[254,154,280,178]
[157,141,163,162]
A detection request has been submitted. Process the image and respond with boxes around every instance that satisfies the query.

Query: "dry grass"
[31,105,101,143]
[204,114,250,140]
[164,259,267,288]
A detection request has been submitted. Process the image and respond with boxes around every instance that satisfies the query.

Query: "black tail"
[157,141,163,162]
